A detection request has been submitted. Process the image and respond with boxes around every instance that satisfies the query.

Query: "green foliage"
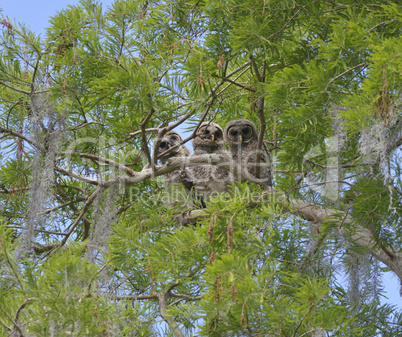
[0,0,401,335]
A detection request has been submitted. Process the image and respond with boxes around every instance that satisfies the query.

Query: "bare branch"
[221,61,252,85]
[0,315,11,332]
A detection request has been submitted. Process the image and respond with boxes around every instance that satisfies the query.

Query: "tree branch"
[255,59,267,179]
[169,293,202,301]
[0,125,44,151]
[0,80,30,95]
[0,303,25,337]
[320,63,366,93]
[49,150,402,280]
[55,165,100,185]
[58,187,104,248]
[79,153,137,177]
[223,78,256,92]
[111,294,158,301]
[288,198,402,280]
[140,107,155,169]
[158,291,186,337]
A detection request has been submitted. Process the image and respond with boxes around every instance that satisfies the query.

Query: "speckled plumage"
[189,122,232,204]
[224,119,272,188]
[157,131,193,202]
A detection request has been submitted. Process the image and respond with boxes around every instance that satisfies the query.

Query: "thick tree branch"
[158,291,186,337]
[136,154,401,280]
[50,150,402,279]
[287,198,402,280]
[107,153,233,186]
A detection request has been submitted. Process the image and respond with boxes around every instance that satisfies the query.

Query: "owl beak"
[211,134,215,142]
[240,135,243,143]
[167,143,172,149]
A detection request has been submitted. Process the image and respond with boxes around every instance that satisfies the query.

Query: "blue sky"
[1,0,401,310]
[1,0,115,35]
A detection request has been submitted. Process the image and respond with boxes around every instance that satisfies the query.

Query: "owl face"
[157,131,189,163]
[192,121,225,154]
[224,119,258,148]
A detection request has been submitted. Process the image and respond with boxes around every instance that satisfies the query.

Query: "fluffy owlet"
[224,119,272,188]
[188,121,232,205]
[157,131,193,201]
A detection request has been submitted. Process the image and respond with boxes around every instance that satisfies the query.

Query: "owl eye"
[204,129,210,135]
[231,130,239,137]
[215,130,222,138]
[160,141,167,148]
[242,128,250,135]
[170,135,178,142]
